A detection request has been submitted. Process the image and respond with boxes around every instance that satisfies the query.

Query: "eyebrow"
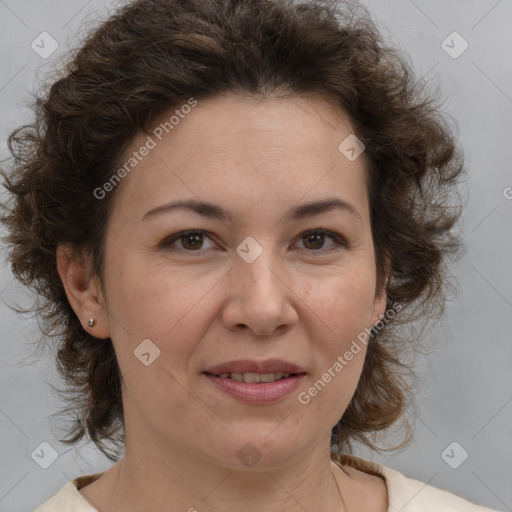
[142,197,362,224]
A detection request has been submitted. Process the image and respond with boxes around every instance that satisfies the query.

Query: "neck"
[93,439,348,512]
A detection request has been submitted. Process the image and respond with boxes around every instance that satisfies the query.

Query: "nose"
[220,247,298,337]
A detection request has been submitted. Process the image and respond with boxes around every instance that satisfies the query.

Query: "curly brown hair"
[0,0,464,463]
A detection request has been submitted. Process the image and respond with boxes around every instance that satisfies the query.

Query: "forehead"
[108,93,369,223]
[159,93,355,157]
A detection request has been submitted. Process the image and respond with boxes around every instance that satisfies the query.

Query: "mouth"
[205,371,304,383]
[202,360,307,403]
[204,358,306,377]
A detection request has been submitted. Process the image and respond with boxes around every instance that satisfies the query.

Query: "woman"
[0,0,498,510]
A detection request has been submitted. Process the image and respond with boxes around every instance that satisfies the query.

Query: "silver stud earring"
[88,318,95,327]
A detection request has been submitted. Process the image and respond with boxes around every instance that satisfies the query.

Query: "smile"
[215,372,295,383]
[203,372,306,403]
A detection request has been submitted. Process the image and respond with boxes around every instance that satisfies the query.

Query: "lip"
[203,358,306,375]
[204,373,306,404]
[203,359,307,404]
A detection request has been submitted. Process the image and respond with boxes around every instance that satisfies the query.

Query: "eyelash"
[161,228,348,255]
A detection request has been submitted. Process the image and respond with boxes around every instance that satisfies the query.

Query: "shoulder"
[380,464,498,511]
[33,475,101,512]
[335,454,499,512]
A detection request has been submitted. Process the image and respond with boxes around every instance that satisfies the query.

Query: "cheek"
[296,276,372,426]
[297,266,375,402]
[104,250,223,342]
[301,264,377,343]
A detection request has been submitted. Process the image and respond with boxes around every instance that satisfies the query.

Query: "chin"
[203,428,315,471]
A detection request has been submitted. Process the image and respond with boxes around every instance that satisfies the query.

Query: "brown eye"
[303,232,325,250]
[162,230,216,252]
[181,233,204,250]
[296,229,347,252]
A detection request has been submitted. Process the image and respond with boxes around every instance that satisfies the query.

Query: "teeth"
[259,373,278,383]
[217,372,292,382]
[242,372,262,383]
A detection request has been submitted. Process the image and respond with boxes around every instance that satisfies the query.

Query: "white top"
[33,455,498,511]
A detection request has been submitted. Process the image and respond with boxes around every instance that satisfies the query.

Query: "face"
[80,93,386,470]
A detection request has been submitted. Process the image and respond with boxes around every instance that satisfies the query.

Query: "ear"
[56,245,110,339]
[369,256,390,327]
[370,285,387,327]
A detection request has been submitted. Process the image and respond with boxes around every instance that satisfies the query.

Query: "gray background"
[0,1,511,511]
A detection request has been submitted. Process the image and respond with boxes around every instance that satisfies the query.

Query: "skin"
[57,93,388,512]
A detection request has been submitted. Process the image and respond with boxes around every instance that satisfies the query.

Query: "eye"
[294,229,347,253]
[162,230,217,252]
[161,228,347,254]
